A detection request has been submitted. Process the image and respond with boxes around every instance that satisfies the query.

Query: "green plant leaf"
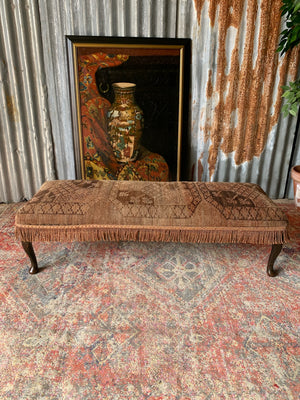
[291,102,299,112]
[294,2,300,12]
[278,0,300,116]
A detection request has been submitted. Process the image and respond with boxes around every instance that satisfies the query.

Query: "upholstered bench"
[15,180,288,277]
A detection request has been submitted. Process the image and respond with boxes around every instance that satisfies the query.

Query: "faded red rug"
[0,202,299,399]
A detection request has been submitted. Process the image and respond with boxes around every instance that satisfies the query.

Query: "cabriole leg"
[267,244,282,277]
[21,241,39,274]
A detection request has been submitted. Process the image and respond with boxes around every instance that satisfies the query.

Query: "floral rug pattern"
[0,202,299,399]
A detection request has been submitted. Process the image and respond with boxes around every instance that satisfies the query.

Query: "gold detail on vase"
[107,82,144,163]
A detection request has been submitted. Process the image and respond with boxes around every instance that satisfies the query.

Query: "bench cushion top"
[15,180,288,245]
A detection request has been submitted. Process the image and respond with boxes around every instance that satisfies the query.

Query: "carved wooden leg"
[21,241,39,274]
[267,244,282,277]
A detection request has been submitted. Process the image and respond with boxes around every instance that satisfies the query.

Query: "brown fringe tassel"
[15,224,289,245]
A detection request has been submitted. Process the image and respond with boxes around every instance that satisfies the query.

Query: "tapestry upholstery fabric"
[15,180,288,245]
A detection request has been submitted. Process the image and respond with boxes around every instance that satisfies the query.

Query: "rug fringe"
[15,224,289,245]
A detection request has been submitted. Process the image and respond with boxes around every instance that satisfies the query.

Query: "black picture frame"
[66,35,191,181]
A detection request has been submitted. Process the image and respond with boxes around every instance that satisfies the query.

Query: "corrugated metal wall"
[0,0,299,202]
[0,0,55,202]
[287,120,300,195]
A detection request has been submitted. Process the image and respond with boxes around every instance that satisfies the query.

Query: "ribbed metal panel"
[287,118,300,198]
[1,0,299,202]
[0,0,55,202]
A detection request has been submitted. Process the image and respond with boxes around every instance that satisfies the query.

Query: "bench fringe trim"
[15,225,289,245]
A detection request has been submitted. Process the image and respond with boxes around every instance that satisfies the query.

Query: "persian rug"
[0,202,299,399]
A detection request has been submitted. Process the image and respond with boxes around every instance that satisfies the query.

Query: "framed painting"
[66,36,191,181]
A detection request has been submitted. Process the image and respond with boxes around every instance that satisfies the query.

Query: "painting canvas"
[66,36,191,181]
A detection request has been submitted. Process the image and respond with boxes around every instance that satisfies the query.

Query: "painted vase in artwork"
[107,82,144,163]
